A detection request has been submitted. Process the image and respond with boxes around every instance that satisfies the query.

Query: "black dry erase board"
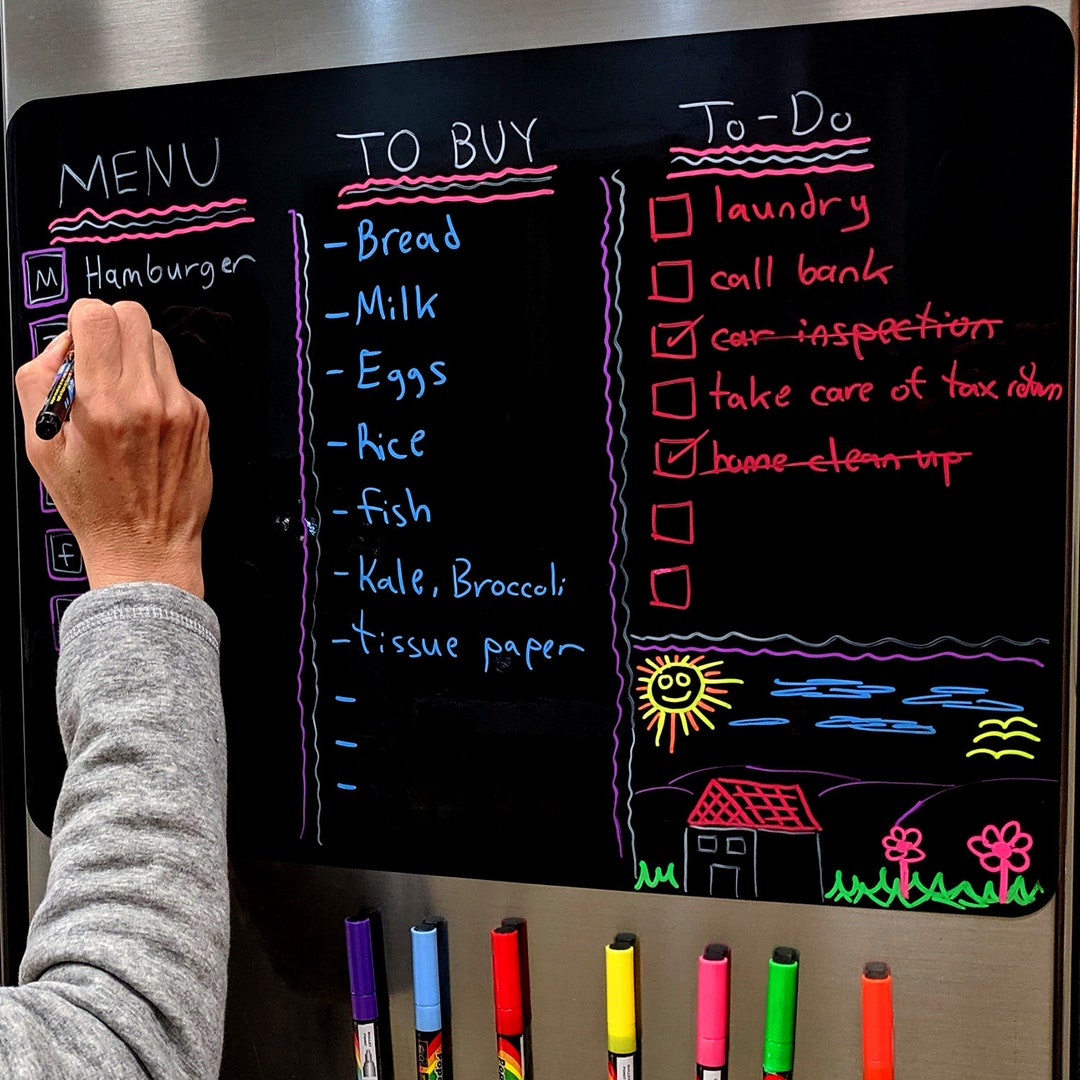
[6,7,1075,915]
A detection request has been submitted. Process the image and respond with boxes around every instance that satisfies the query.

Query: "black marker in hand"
[35,347,75,440]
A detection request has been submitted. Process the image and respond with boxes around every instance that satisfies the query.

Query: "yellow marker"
[606,933,638,1079]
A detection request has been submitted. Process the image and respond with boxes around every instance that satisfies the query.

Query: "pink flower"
[881,825,925,898]
[967,821,1033,904]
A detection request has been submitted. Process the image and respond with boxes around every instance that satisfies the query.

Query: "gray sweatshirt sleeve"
[0,582,229,1079]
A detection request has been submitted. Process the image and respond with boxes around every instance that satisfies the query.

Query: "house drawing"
[684,777,824,902]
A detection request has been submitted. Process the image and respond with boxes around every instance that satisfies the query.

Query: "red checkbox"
[649,260,694,302]
[652,502,695,545]
[652,377,697,420]
[654,432,706,478]
[649,565,692,609]
[651,315,702,359]
[649,193,693,240]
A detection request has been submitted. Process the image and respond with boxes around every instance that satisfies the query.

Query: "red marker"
[861,962,894,1080]
[697,943,730,1079]
[491,925,527,1080]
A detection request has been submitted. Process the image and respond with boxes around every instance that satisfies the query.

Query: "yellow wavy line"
[978,716,1037,729]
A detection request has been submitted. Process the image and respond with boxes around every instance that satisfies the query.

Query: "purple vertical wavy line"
[289,209,311,839]
[598,176,626,856]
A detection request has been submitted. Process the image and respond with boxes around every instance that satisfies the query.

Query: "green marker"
[761,946,799,1079]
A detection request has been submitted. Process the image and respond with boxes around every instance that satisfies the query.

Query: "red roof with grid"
[687,777,822,832]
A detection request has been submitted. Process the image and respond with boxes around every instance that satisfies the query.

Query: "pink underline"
[669,137,871,156]
[49,197,248,228]
[337,191,554,209]
[338,164,557,196]
[49,217,256,244]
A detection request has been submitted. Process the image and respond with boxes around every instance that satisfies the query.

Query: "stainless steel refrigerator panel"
[227,859,1059,1078]
[4,2,1076,1079]
[2,0,1072,112]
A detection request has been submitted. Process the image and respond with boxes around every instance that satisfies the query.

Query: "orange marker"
[861,962,894,1080]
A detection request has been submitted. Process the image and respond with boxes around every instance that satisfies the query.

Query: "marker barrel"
[353,1019,382,1079]
[415,1029,443,1079]
[697,1067,727,1080]
[497,1032,527,1080]
[608,1050,637,1079]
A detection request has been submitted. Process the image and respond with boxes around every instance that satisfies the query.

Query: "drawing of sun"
[635,653,744,753]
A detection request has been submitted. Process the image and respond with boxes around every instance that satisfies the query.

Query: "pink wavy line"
[49,217,256,244]
[666,164,874,180]
[669,137,871,156]
[337,191,554,209]
[49,197,248,228]
[338,164,557,196]
[598,175,625,858]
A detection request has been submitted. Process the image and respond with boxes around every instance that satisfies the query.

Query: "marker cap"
[491,926,524,1035]
[411,924,442,1032]
[762,946,799,1074]
[500,917,532,1025]
[697,943,730,1067]
[605,938,637,1055]
[344,913,378,1023]
[861,961,894,1080]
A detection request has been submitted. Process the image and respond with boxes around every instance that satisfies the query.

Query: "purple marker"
[345,911,384,1079]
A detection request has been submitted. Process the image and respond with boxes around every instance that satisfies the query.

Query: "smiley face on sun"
[635,653,743,753]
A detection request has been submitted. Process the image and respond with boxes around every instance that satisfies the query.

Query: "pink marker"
[697,943,731,1080]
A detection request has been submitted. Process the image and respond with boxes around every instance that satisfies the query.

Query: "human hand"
[15,298,212,597]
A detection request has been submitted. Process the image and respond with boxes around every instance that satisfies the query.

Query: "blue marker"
[411,923,444,1078]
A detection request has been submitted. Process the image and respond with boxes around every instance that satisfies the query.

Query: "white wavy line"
[670,148,868,168]
[296,211,324,846]
[630,631,1048,649]
[50,208,247,233]
[354,174,553,195]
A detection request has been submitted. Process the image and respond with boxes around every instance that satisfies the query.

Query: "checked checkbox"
[651,315,703,359]
[654,431,707,478]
